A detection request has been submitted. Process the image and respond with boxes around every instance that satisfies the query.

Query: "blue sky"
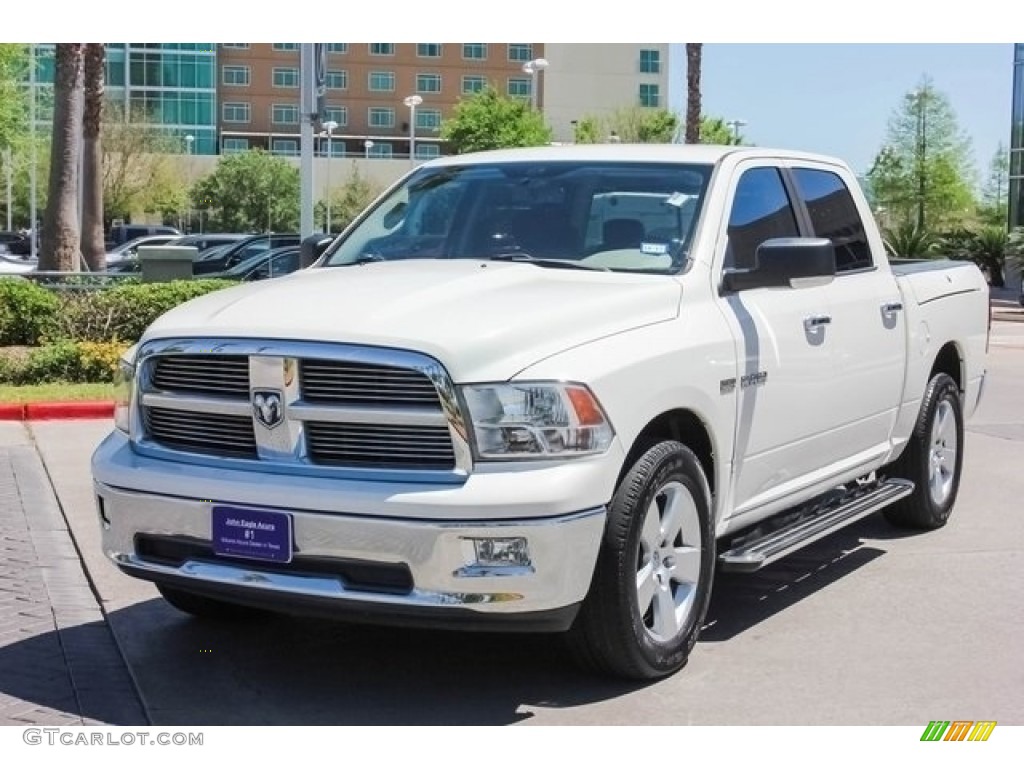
[668,44,1013,180]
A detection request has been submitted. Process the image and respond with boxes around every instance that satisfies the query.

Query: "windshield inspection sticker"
[666,191,689,208]
[640,242,669,255]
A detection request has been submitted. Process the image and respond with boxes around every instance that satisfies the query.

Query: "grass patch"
[0,382,116,404]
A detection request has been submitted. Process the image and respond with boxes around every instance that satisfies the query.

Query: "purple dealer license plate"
[212,506,293,563]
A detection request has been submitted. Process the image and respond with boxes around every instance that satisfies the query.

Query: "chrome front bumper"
[96,481,606,631]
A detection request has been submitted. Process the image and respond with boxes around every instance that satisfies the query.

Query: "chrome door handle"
[881,302,904,313]
[804,314,832,329]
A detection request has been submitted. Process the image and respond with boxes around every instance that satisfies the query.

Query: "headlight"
[461,382,613,459]
[113,344,137,434]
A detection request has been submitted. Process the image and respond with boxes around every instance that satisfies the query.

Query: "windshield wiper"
[346,253,385,266]
[486,252,609,272]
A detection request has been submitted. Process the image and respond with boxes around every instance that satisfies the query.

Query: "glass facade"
[31,44,218,154]
[1011,43,1024,229]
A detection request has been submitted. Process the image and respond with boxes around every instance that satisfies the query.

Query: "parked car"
[0,254,36,274]
[92,145,989,680]
[0,231,33,256]
[105,234,182,265]
[171,233,250,254]
[208,245,302,281]
[192,234,300,275]
[106,224,181,250]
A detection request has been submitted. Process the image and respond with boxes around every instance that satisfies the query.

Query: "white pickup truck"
[91,145,989,680]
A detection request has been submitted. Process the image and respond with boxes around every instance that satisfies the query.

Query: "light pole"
[28,44,36,260]
[364,139,374,160]
[726,119,747,144]
[321,119,338,232]
[403,94,422,164]
[184,134,194,233]
[522,57,549,112]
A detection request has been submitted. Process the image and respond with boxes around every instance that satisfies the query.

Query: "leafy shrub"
[0,340,131,385]
[55,279,237,342]
[0,278,61,345]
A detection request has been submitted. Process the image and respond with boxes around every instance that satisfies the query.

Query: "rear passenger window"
[726,167,800,270]
[792,169,873,272]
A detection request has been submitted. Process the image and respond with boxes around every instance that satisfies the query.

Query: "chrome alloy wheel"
[928,399,958,508]
[635,481,703,642]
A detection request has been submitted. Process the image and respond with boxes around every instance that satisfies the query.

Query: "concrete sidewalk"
[0,423,145,726]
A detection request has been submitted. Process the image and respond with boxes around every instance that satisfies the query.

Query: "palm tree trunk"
[40,43,84,272]
[684,44,703,144]
[81,43,105,271]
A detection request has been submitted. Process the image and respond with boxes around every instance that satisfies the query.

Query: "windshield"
[321,161,713,274]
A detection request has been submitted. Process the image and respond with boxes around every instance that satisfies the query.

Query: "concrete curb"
[0,401,114,421]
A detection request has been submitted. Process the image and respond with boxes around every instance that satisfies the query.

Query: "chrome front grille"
[306,423,456,469]
[136,340,470,478]
[300,360,440,406]
[144,406,257,459]
[152,355,249,397]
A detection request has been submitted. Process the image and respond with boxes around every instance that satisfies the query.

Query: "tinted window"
[726,168,800,270]
[793,169,872,272]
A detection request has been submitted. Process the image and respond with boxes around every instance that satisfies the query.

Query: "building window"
[507,78,531,98]
[272,103,299,124]
[508,44,533,62]
[320,140,345,158]
[639,83,660,107]
[272,43,299,52]
[322,106,347,127]
[416,109,442,130]
[273,67,299,88]
[416,73,441,93]
[462,75,486,94]
[369,43,395,56]
[463,44,487,60]
[369,142,393,158]
[415,144,440,160]
[221,65,250,86]
[368,71,395,92]
[640,49,661,74]
[222,102,251,123]
[223,137,249,154]
[272,138,299,156]
[221,44,249,50]
[417,44,442,58]
[326,70,347,90]
[327,44,348,53]
[368,107,395,128]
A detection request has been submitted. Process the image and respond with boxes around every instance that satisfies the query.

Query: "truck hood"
[144,260,682,381]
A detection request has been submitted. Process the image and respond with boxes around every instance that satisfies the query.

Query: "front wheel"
[569,441,715,680]
[883,372,964,529]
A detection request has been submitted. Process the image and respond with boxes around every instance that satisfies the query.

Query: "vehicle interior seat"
[603,218,645,250]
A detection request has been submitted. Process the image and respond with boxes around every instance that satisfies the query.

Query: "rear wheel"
[569,441,715,680]
[883,372,964,529]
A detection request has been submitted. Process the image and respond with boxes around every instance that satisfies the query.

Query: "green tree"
[574,108,677,144]
[866,77,975,230]
[80,43,105,270]
[684,44,703,143]
[699,116,745,145]
[440,86,551,154]
[978,143,1009,227]
[572,116,601,145]
[0,45,29,155]
[315,165,380,233]
[41,43,83,272]
[192,149,299,232]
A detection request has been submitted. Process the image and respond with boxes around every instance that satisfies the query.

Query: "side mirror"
[723,237,836,292]
[300,233,333,268]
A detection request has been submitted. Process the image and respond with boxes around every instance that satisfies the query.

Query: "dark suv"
[193,234,301,275]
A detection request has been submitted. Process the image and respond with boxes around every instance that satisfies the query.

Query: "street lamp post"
[184,134,194,233]
[321,120,338,232]
[726,119,747,144]
[364,139,374,160]
[522,58,549,112]
[28,44,36,261]
[403,95,423,164]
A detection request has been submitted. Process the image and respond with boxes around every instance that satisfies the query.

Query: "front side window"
[792,168,873,272]
[322,161,713,274]
[726,167,800,270]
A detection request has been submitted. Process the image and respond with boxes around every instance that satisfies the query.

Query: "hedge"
[0,277,238,346]
[0,340,132,385]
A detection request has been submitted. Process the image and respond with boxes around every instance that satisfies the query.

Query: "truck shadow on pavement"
[0,517,890,726]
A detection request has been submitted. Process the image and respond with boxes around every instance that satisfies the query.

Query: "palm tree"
[684,44,703,144]
[80,43,105,271]
[40,43,83,272]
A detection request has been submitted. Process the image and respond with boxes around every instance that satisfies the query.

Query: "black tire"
[157,583,263,620]
[883,372,964,530]
[568,441,715,680]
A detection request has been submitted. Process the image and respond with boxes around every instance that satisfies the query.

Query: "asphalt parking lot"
[2,321,1022,726]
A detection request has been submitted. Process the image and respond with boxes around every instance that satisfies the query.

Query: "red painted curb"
[0,401,115,421]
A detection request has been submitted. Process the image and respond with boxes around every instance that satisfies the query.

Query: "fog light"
[471,537,531,568]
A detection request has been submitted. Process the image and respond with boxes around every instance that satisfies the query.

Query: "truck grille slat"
[306,422,455,468]
[300,360,440,407]
[152,354,250,398]
[144,406,257,458]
